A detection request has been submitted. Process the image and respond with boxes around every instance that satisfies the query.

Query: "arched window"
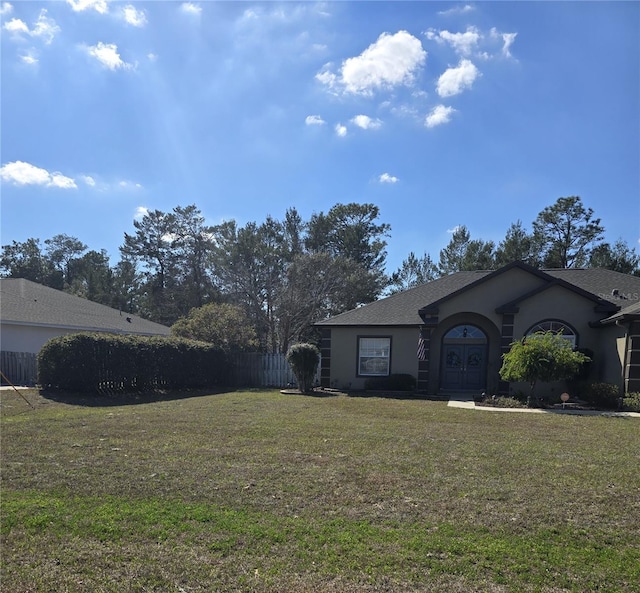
[526,320,577,347]
[444,325,486,340]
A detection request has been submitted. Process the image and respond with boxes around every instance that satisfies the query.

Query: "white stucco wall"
[1,323,95,354]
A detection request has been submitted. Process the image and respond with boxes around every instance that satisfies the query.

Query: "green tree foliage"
[306,202,390,302]
[66,249,114,305]
[44,233,87,286]
[121,208,180,324]
[0,238,62,287]
[589,239,640,275]
[438,226,495,275]
[171,302,258,352]
[499,331,590,404]
[532,196,605,268]
[286,343,320,393]
[388,251,438,294]
[494,221,541,268]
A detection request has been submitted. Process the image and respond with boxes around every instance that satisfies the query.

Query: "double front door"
[441,343,487,391]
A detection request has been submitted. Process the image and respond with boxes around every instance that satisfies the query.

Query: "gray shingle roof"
[0,278,170,336]
[316,263,640,327]
[317,270,492,326]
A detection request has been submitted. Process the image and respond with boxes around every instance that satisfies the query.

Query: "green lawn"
[1,388,639,592]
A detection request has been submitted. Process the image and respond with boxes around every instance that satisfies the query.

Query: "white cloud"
[436,59,479,97]
[425,104,456,128]
[426,27,480,56]
[121,5,146,27]
[305,115,326,126]
[4,17,28,35]
[4,9,59,44]
[351,115,382,130]
[335,123,347,137]
[118,180,143,190]
[500,32,517,58]
[181,3,202,16]
[134,206,149,220]
[1,2,13,16]
[318,30,426,96]
[147,52,157,62]
[379,173,398,184]
[86,42,133,70]
[81,175,96,186]
[438,4,475,16]
[66,0,110,14]
[19,50,39,65]
[0,161,76,189]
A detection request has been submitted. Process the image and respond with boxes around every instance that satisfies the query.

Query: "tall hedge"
[38,333,227,394]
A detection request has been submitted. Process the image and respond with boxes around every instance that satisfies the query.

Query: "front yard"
[1,388,639,592]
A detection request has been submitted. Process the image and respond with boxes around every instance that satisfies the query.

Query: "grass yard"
[1,388,639,593]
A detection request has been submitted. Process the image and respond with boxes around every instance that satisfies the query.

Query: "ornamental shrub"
[583,382,621,410]
[622,392,640,413]
[499,331,590,405]
[286,343,320,393]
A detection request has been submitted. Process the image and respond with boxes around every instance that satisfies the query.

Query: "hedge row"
[38,333,227,394]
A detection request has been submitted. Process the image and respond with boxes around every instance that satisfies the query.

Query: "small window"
[526,320,577,347]
[358,337,390,376]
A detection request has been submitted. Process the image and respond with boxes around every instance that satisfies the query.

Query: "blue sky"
[1,1,638,274]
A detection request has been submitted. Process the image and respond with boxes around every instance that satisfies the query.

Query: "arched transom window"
[444,325,486,340]
[526,320,577,347]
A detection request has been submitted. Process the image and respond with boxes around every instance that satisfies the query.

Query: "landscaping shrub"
[286,343,320,393]
[583,382,621,410]
[479,395,527,408]
[622,392,640,413]
[38,333,227,394]
[364,373,416,391]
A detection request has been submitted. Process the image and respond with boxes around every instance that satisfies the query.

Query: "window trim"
[525,319,578,348]
[357,335,392,377]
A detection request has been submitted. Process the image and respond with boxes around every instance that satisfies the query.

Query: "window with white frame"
[526,320,577,347]
[358,337,391,376]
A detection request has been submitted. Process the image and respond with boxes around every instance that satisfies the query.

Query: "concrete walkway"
[447,393,640,417]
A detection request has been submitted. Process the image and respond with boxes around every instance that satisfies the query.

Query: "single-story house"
[316,261,640,396]
[0,278,170,384]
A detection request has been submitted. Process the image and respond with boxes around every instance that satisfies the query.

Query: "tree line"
[1,196,638,352]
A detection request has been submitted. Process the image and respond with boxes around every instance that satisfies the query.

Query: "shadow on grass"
[38,386,231,408]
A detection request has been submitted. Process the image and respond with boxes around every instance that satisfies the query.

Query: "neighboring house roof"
[316,262,640,327]
[0,278,170,336]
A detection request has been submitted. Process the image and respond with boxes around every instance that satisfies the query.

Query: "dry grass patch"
[2,389,639,592]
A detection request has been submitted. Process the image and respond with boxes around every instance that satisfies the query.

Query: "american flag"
[417,333,426,361]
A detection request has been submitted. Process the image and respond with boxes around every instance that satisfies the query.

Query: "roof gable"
[316,262,640,328]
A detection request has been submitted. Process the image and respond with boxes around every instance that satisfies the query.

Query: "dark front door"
[441,343,487,391]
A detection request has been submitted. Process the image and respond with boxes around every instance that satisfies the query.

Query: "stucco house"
[316,262,640,397]
[0,278,170,384]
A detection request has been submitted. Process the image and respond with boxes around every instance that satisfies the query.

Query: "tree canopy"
[2,195,637,353]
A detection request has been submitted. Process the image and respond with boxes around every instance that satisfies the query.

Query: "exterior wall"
[322,267,633,396]
[326,326,419,390]
[0,323,71,355]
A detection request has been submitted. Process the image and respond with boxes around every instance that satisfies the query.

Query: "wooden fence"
[1,352,38,386]
[227,352,320,389]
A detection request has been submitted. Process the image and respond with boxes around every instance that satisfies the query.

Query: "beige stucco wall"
[327,326,420,390]
[323,267,630,395]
